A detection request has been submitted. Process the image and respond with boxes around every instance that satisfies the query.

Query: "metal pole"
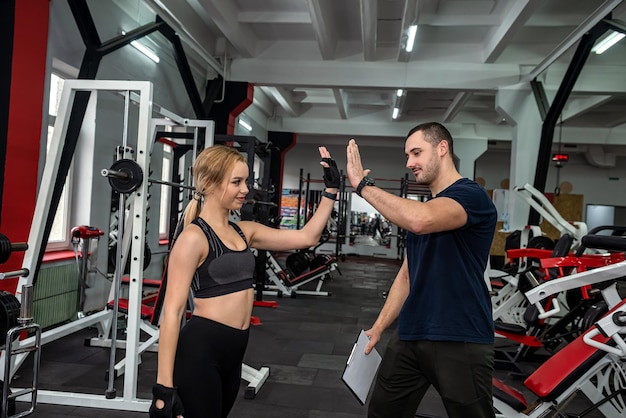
[105,90,130,399]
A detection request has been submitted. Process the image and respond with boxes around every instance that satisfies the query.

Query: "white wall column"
[454,138,488,180]
[495,85,542,231]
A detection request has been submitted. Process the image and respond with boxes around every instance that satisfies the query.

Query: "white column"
[495,85,542,231]
[454,138,488,180]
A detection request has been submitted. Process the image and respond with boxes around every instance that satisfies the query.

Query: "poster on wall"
[280,189,302,229]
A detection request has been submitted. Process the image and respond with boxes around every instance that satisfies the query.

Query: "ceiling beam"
[260,86,301,117]
[269,113,515,140]
[252,86,275,117]
[185,0,256,58]
[237,11,311,24]
[232,57,626,94]
[442,92,473,123]
[360,0,377,61]
[561,95,611,121]
[543,64,626,94]
[267,112,626,144]
[231,59,523,90]
[606,113,626,128]
[483,0,540,63]
[307,0,337,60]
[332,88,349,119]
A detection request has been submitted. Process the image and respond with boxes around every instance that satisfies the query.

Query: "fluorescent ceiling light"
[238,118,252,131]
[396,89,404,97]
[131,40,160,63]
[392,107,400,119]
[122,31,160,63]
[592,31,625,54]
[405,25,418,52]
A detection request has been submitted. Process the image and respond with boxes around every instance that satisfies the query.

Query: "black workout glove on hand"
[149,384,184,418]
[321,157,341,189]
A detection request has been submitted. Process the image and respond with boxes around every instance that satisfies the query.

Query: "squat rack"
[9,80,154,411]
[6,79,270,411]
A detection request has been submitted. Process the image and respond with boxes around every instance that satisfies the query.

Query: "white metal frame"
[514,183,588,248]
[8,80,154,411]
[3,79,270,411]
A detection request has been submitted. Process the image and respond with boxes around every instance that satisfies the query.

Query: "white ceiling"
[102,0,626,147]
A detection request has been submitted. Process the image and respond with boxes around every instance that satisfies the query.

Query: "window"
[159,142,173,240]
[46,73,72,249]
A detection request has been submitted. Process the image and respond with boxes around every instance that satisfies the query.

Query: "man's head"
[405,122,453,156]
[404,122,454,186]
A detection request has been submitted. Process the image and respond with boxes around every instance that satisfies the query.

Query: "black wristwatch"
[355,176,375,197]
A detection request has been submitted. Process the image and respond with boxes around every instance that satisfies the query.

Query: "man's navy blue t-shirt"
[398,178,497,344]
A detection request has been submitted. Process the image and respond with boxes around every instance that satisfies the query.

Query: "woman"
[149,144,340,418]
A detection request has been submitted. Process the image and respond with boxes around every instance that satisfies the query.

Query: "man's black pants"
[368,331,495,418]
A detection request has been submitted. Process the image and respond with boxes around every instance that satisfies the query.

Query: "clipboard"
[341,329,382,405]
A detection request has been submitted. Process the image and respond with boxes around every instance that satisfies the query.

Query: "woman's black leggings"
[173,316,250,418]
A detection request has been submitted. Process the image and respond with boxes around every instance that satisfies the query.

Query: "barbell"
[0,234,28,265]
[101,159,195,194]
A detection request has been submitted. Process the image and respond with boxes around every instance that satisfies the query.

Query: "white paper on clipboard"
[341,329,382,405]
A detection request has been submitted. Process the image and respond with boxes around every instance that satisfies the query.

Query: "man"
[346,122,497,418]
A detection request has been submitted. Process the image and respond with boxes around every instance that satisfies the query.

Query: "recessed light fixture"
[592,31,625,54]
[238,118,253,131]
[392,107,400,119]
[131,40,160,63]
[405,25,418,52]
[122,31,160,63]
[396,89,404,97]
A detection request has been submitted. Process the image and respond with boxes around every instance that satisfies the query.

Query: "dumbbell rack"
[2,284,41,418]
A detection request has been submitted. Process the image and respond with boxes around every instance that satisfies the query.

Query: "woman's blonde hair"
[181,145,247,228]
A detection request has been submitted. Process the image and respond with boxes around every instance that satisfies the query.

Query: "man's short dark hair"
[406,122,454,156]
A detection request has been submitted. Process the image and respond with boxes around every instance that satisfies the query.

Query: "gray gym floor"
[9,254,604,417]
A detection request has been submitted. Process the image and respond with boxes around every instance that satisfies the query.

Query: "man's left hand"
[346,138,371,189]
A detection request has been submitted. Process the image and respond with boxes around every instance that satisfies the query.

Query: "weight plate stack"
[0,291,21,346]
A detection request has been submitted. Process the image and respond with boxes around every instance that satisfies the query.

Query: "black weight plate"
[309,254,330,271]
[0,234,11,264]
[286,252,309,277]
[0,291,20,343]
[108,159,143,194]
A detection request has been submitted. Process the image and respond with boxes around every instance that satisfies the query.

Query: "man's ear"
[439,140,449,157]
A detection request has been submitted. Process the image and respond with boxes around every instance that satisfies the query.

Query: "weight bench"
[263,251,340,297]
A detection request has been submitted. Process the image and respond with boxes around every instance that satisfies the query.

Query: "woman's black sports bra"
[190,218,255,298]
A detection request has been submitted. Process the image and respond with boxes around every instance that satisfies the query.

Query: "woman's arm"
[239,188,337,251]
[238,146,340,252]
[156,227,205,386]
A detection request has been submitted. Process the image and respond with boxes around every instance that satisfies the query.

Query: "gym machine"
[295,168,348,260]
[493,234,626,417]
[492,226,626,351]
[260,250,340,298]
[70,225,105,318]
[2,80,268,411]
[513,183,588,250]
[0,233,40,418]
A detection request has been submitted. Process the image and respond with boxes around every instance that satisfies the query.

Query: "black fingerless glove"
[149,384,184,417]
[321,157,341,189]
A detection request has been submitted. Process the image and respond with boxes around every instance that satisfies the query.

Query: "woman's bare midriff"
[192,288,254,330]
